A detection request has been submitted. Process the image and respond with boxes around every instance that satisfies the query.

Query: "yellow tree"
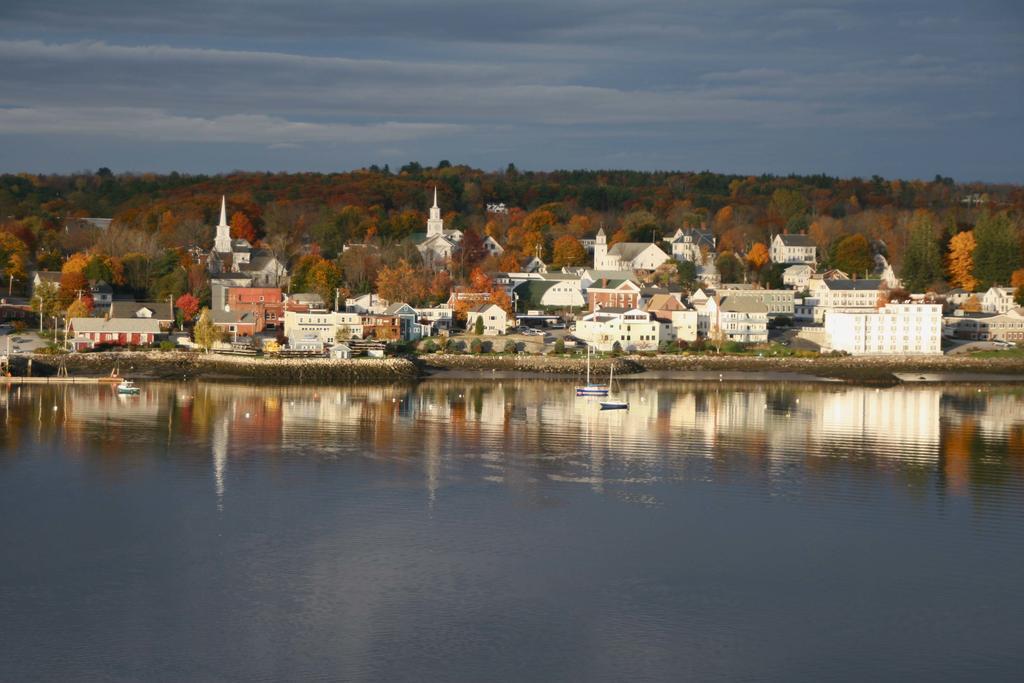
[946,230,977,291]
[375,259,423,305]
[66,298,91,319]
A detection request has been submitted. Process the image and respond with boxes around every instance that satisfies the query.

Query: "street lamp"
[34,295,43,332]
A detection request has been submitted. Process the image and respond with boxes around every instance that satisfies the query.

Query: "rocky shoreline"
[8,350,1024,384]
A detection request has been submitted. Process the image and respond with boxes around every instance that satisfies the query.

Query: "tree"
[1012,269,1024,307]
[831,234,873,276]
[176,293,200,322]
[962,295,981,313]
[193,308,221,352]
[376,259,425,305]
[947,230,978,291]
[900,212,944,292]
[31,281,61,320]
[550,235,586,268]
[474,315,484,335]
[676,260,698,286]
[308,258,344,308]
[745,242,770,273]
[972,211,1021,288]
[66,298,91,320]
[715,251,743,284]
[470,337,483,353]
[230,211,257,243]
[769,188,808,227]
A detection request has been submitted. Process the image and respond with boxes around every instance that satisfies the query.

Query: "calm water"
[1,378,1023,682]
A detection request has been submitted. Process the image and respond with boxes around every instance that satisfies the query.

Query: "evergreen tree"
[900,212,944,291]
[972,211,1021,288]
[474,315,484,335]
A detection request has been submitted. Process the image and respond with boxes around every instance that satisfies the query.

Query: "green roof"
[513,280,559,308]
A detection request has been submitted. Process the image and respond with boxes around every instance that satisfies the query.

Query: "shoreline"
[6,350,1024,385]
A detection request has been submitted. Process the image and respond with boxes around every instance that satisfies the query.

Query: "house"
[466,304,508,335]
[415,305,455,333]
[415,188,464,270]
[825,303,942,355]
[67,317,161,350]
[89,280,113,308]
[520,255,547,274]
[770,234,817,265]
[225,287,285,331]
[285,292,327,313]
[587,278,642,312]
[574,307,664,352]
[663,227,715,264]
[207,196,288,286]
[210,275,254,310]
[592,228,671,271]
[360,314,402,341]
[108,301,174,330]
[714,286,795,319]
[345,292,388,314]
[982,286,1016,314]
[944,308,1024,342]
[283,310,364,346]
[482,235,505,257]
[701,296,769,344]
[291,335,325,353]
[212,308,259,339]
[646,294,698,342]
[382,303,424,341]
[513,279,586,310]
[782,264,814,290]
[329,342,353,359]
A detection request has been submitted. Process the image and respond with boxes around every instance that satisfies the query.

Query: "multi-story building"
[982,286,1016,314]
[943,308,1024,342]
[770,233,817,265]
[225,287,285,332]
[284,310,365,346]
[701,296,769,343]
[575,307,664,352]
[645,294,698,342]
[804,279,883,323]
[715,286,795,319]
[587,278,642,312]
[825,303,942,355]
[592,228,672,271]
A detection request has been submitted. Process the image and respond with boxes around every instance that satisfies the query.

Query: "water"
[1,378,1023,682]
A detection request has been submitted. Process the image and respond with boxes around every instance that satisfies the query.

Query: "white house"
[663,227,716,264]
[646,294,698,342]
[770,233,817,265]
[982,286,1016,314]
[782,264,814,290]
[592,228,672,271]
[575,307,664,352]
[702,295,769,344]
[825,303,942,355]
[467,303,508,335]
[284,310,365,346]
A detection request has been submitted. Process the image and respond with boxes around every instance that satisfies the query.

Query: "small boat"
[116,379,141,395]
[575,343,609,397]
[599,364,628,410]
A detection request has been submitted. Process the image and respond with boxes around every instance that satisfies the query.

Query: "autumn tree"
[946,231,977,291]
[769,188,808,229]
[230,211,257,243]
[900,212,944,292]
[176,293,200,323]
[66,298,91,319]
[745,242,770,274]
[962,295,981,313]
[31,281,61,320]
[376,259,425,305]
[550,235,586,268]
[193,308,221,352]
[609,228,629,247]
[308,258,344,309]
[831,234,873,276]
[972,211,1021,288]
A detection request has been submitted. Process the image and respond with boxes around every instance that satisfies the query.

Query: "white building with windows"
[825,303,942,355]
[782,264,814,290]
[574,307,664,352]
[415,188,464,269]
[467,303,508,335]
[982,286,1016,314]
[804,279,883,323]
[283,310,364,345]
[592,228,671,271]
[701,296,769,343]
[770,233,817,265]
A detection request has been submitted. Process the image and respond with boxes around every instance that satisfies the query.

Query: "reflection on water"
[1,379,1024,681]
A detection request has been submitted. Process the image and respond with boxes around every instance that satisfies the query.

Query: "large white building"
[592,229,671,271]
[284,310,365,345]
[416,188,464,269]
[825,303,942,355]
[575,307,665,352]
[770,233,817,265]
[701,295,769,344]
[982,286,1016,314]
[802,278,884,323]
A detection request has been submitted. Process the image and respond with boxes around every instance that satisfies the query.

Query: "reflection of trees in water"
[2,381,1023,501]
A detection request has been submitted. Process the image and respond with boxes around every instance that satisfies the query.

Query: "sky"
[0,0,1021,181]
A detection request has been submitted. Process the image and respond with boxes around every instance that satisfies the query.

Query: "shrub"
[421,339,439,353]
[611,341,623,355]
[675,339,690,351]
[723,341,746,354]
[470,338,483,354]
[503,340,517,354]
[158,340,176,352]
[473,316,484,335]
[12,320,27,332]
[553,338,565,354]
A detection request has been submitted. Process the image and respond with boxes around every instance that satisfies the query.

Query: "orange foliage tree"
[376,259,425,305]
[230,212,258,243]
[550,235,586,268]
[947,230,977,291]
[745,242,770,272]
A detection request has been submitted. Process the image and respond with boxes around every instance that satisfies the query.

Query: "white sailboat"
[575,343,609,397]
[599,363,628,410]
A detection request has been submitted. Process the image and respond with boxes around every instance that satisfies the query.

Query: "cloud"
[0,107,464,144]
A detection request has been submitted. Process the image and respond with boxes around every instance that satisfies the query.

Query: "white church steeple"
[426,186,444,237]
[214,195,232,253]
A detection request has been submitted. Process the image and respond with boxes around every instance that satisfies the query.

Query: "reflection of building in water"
[817,387,942,461]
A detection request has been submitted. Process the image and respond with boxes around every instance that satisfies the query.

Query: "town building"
[89,280,113,309]
[415,188,464,270]
[982,286,1016,314]
[803,279,883,323]
[701,295,769,344]
[782,264,814,290]
[825,303,942,355]
[587,278,642,312]
[208,196,288,286]
[770,233,817,265]
[284,310,365,346]
[592,228,672,271]
[225,287,285,332]
[67,317,161,350]
[645,294,698,342]
[714,286,795,319]
[512,278,586,311]
[943,308,1024,342]
[108,301,175,330]
[663,227,716,264]
[574,307,664,352]
[466,303,508,335]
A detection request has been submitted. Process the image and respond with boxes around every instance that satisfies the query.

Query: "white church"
[592,228,671,272]
[415,188,464,269]
[208,196,289,287]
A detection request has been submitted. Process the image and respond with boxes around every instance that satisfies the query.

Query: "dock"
[3,377,122,385]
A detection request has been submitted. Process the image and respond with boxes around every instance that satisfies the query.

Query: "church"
[207,196,289,287]
[415,188,464,269]
[592,228,671,272]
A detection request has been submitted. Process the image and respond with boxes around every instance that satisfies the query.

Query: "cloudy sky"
[1,0,1021,180]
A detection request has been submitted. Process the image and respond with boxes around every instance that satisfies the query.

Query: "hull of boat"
[600,401,628,410]
[576,386,609,397]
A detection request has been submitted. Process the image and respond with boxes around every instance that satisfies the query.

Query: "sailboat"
[599,363,628,410]
[575,343,609,397]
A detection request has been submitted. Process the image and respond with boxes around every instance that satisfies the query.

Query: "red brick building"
[225,287,284,332]
[587,279,641,312]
